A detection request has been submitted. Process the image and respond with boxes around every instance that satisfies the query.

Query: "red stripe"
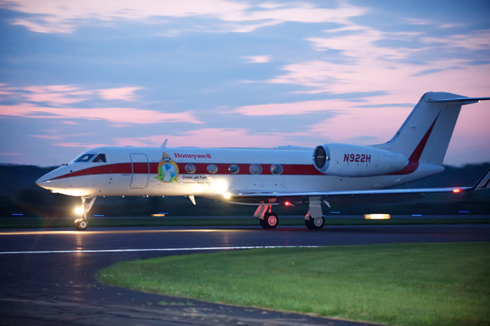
[52,163,132,180]
[480,177,490,189]
[49,162,324,180]
[391,114,439,175]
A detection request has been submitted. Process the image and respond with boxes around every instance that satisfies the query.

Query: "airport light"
[364,214,391,220]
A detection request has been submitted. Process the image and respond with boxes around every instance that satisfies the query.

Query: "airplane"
[36,92,490,230]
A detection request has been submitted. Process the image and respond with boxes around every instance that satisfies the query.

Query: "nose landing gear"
[74,218,88,230]
[74,196,97,231]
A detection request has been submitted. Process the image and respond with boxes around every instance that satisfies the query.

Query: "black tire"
[305,215,324,230]
[264,213,279,229]
[74,219,81,230]
[259,218,268,228]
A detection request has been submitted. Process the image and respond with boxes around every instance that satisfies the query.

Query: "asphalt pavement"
[1,223,489,325]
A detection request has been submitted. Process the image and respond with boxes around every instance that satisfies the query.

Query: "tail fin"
[379,92,490,166]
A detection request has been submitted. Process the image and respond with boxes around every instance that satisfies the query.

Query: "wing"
[227,168,490,205]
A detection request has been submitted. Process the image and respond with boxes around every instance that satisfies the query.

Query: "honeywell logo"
[174,153,212,160]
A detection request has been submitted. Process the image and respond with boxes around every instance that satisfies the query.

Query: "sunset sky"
[1,0,489,167]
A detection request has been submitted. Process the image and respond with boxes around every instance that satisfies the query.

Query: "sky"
[0,0,489,167]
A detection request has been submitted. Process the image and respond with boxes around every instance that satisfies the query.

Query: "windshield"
[74,153,96,163]
[92,154,106,163]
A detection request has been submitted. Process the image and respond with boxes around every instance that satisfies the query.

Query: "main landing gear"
[304,196,325,230]
[74,196,97,231]
[305,214,325,230]
[255,196,326,230]
[255,205,279,228]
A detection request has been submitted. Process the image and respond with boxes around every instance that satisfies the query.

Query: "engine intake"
[313,143,407,177]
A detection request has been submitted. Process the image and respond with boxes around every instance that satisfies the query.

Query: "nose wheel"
[74,219,89,230]
[74,196,96,231]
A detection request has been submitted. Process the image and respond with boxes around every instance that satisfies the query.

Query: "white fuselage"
[36,146,442,202]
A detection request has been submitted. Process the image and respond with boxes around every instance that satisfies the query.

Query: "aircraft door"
[130,153,149,189]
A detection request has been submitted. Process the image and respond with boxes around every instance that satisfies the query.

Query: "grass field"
[97,242,490,326]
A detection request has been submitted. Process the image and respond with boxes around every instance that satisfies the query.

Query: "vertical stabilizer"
[377,92,489,166]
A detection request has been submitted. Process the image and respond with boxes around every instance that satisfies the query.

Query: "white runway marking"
[0,246,320,255]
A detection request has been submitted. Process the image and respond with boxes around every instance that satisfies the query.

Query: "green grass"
[97,242,490,326]
[1,216,489,228]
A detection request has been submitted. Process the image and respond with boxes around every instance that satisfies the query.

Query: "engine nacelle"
[313,143,407,177]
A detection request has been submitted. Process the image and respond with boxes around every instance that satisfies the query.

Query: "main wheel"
[262,212,279,229]
[259,218,268,228]
[305,215,324,230]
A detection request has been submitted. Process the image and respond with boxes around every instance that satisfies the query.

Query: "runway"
[1,223,489,325]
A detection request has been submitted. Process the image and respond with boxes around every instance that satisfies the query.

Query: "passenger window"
[229,164,240,174]
[270,164,283,175]
[207,164,218,174]
[92,154,107,163]
[74,153,95,163]
[185,164,196,174]
[249,164,262,175]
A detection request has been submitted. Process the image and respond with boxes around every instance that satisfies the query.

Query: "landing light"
[75,206,83,215]
[364,214,390,220]
[223,192,231,199]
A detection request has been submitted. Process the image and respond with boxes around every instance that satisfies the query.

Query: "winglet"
[161,139,168,148]
[472,168,490,190]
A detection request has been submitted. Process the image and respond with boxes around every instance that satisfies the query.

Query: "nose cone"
[35,166,67,192]
[36,174,49,189]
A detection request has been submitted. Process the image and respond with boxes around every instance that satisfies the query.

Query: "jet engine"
[313,143,407,177]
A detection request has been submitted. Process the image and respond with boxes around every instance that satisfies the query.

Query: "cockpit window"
[92,154,107,163]
[74,153,95,163]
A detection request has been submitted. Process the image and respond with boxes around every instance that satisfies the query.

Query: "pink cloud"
[54,142,110,148]
[0,84,142,106]
[242,55,271,63]
[0,152,21,157]
[235,99,347,116]
[97,87,141,101]
[30,135,63,140]
[1,0,366,34]
[114,128,308,148]
[0,103,202,124]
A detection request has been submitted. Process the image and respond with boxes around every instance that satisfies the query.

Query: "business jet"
[36,92,490,230]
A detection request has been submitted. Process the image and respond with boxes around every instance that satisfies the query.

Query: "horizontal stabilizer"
[426,97,490,105]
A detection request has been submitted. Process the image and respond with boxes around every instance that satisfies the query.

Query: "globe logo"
[162,163,177,182]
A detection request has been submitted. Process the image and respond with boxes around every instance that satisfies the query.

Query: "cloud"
[113,128,308,148]
[1,0,366,34]
[2,0,248,33]
[421,30,490,51]
[53,142,110,148]
[30,134,63,140]
[97,87,141,101]
[0,84,142,106]
[241,55,271,63]
[235,99,347,116]
[0,103,202,124]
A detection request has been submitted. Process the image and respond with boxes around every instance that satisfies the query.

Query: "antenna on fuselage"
[161,139,168,148]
